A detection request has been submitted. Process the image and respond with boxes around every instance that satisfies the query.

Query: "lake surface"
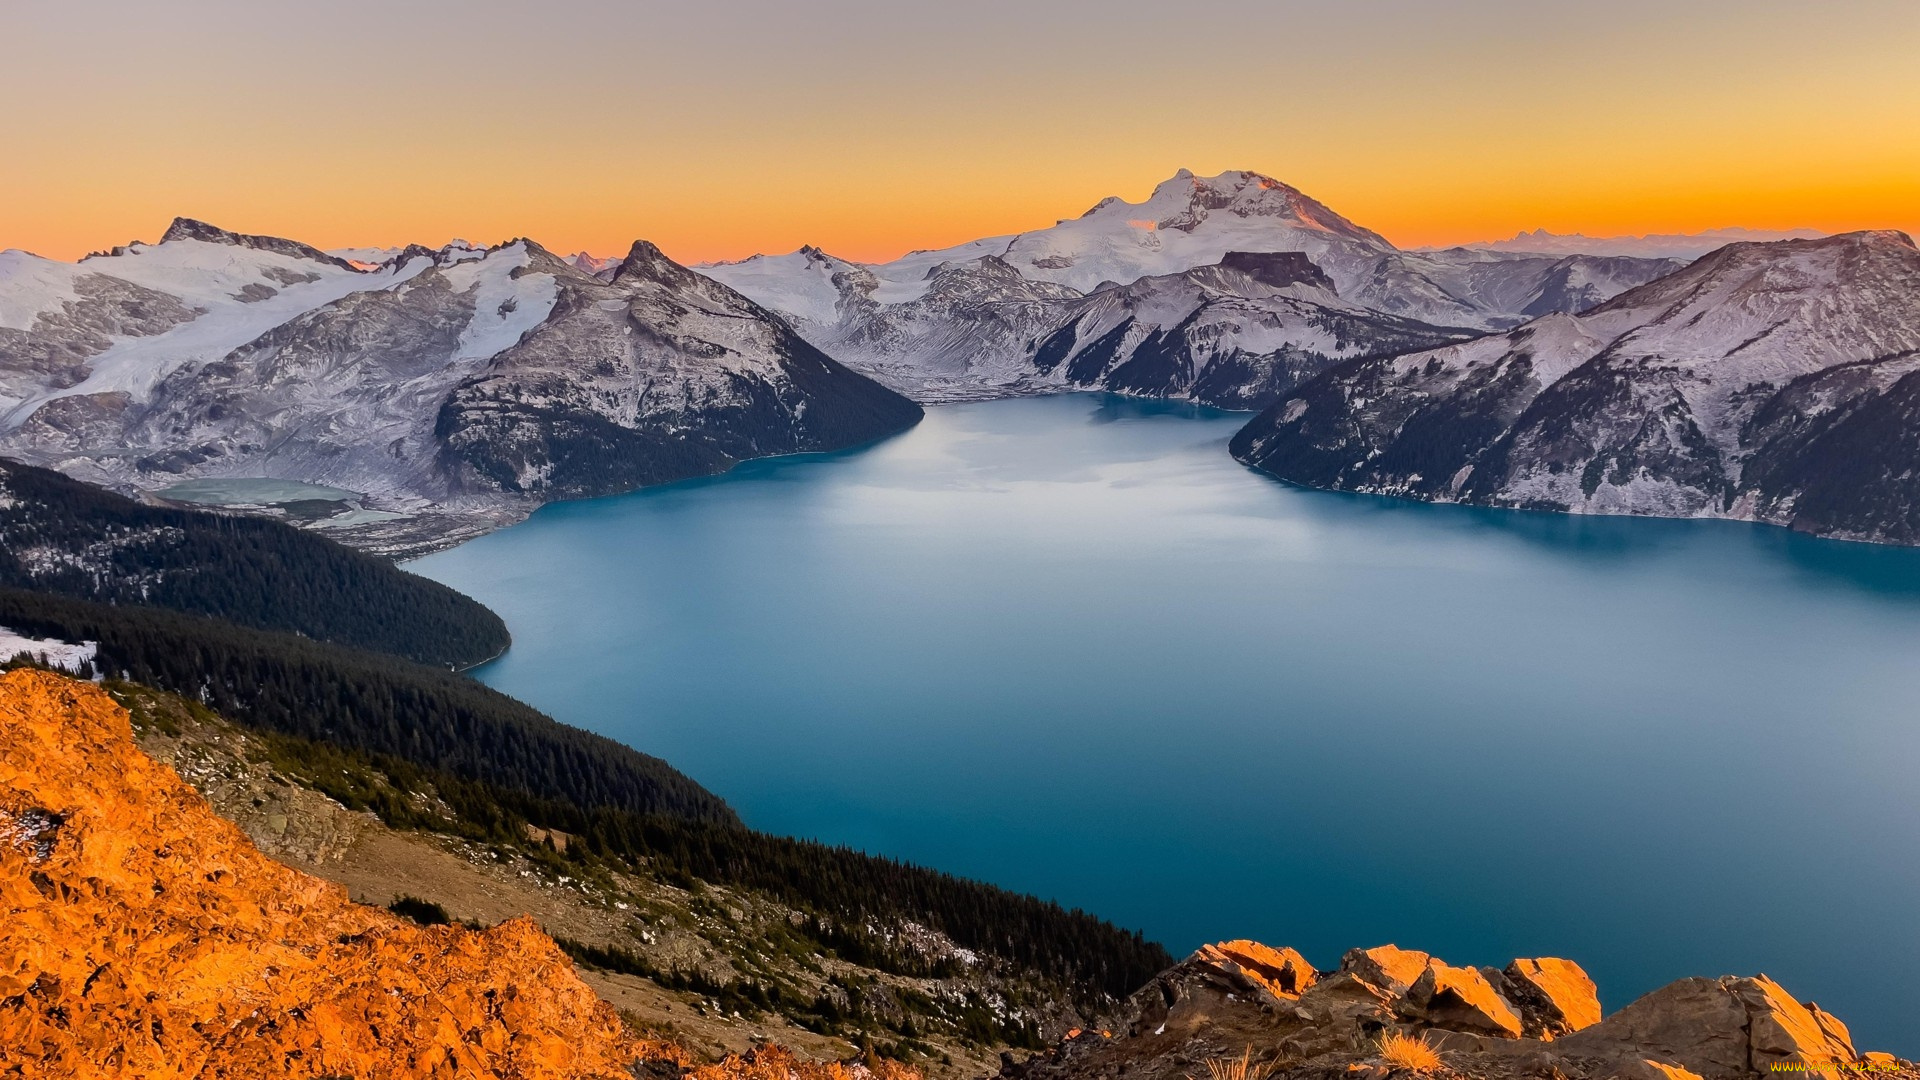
[413,393,1920,1053]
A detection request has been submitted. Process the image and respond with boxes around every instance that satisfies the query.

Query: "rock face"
[997,939,1911,1080]
[0,224,921,553]
[0,668,649,1078]
[699,170,1678,405]
[1232,231,1920,544]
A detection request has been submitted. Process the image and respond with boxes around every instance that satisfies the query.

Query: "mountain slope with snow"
[2,222,422,422]
[1026,252,1479,409]
[700,170,1679,404]
[436,239,923,500]
[1231,231,1920,543]
[0,223,920,553]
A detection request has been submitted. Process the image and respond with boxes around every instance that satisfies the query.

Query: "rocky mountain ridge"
[0,221,921,554]
[1231,230,1920,544]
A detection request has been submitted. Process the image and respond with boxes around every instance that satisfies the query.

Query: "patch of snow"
[2,240,428,429]
[696,249,848,327]
[0,250,85,330]
[0,627,97,673]
[440,241,560,360]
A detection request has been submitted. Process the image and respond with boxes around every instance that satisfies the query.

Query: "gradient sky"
[8,0,1918,263]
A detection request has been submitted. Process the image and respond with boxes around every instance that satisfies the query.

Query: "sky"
[7,0,1918,264]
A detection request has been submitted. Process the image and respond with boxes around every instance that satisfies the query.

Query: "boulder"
[1194,940,1318,998]
[1404,960,1523,1038]
[1502,956,1602,1037]
[1339,944,1432,995]
[1555,974,1861,1077]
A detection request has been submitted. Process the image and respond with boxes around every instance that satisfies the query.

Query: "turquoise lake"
[411,393,1920,1053]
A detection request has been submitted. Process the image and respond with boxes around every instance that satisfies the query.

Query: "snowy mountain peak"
[609,240,718,296]
[1082,170,1391,249]
[507,238,578,276]
[157,218,360,271]
[613,239,675,279]
[389,243,440,267]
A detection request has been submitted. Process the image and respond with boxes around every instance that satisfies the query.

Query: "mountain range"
[2,169,1915,548]
[700,170,1684,405]
[0,220,921,554]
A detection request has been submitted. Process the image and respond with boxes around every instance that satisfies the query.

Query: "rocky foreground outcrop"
[0,669,916,1080]
[998,940,1914,1080]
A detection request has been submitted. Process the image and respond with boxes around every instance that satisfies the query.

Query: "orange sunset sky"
[7,0,1918,265]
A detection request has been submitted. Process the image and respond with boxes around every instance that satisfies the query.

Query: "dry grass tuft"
[1377,1030,1442,1072]
[1199,1048,1275,1080]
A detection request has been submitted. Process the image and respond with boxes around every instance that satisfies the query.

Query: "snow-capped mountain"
[436,239,922,502]
[725,247,1088,401]
[1449,227,1827,261]
[0,220,920,553]
[1026,252,1478,409]
[1230,231,1920,543]
[700,170,1680,404]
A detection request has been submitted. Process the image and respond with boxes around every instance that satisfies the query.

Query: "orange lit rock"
[1404,960,1522,1038]
[1502,957,1601,1037]
[0,669,651,1079]
[1556,974,1861,1075]
[1339,944,1431,995]
[1194,940,1317,998]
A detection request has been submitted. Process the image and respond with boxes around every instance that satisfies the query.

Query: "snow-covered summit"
[885,169,1395,300]
[155,218,362,272]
